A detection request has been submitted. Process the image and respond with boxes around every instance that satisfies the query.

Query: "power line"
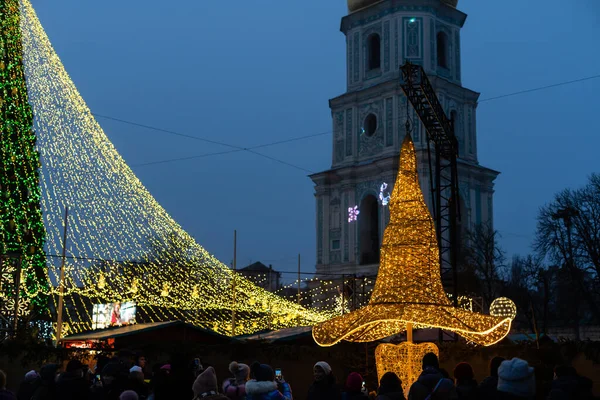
[131,130,330,169]
[479,74,600,102]
[96,73,600,171]
[95,113,326,173]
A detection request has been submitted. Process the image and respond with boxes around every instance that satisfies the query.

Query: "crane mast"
[400,62,460,307]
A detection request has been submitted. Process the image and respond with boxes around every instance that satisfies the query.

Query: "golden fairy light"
[312,134,515,347]
[490,297,517,320]
[17,0,329,335]
[376,341,439,395]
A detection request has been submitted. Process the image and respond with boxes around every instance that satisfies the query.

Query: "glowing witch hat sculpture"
[313,134,515,347]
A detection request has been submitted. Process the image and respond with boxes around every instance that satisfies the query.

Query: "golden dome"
[347,0,457,13]
[347,0,381,13]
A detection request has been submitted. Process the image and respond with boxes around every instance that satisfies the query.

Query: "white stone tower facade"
[310,0,498,280]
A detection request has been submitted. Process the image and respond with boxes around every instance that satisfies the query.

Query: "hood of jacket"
[245,380,278,396]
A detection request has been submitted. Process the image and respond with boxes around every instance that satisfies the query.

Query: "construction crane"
[399,62,460,308]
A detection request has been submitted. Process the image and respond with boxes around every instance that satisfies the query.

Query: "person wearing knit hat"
[497,358,535,399]
[24,370,39,382]
[343,372,368,400]
[17,370,40,400]
[222,361,250,400]
[307,361,341,400]
[246,362,293,400]
[119,390,139,400]
[129,365,143,374]
[192,366,228,400]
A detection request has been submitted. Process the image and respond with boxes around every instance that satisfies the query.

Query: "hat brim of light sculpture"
[312,303,512,347]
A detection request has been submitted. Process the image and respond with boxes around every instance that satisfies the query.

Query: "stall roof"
[63,321,233,342]
[239,326,313,343]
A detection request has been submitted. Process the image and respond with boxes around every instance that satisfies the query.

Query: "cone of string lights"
[312,133,516,347]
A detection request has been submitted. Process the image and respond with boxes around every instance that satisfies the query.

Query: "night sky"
[31,0,600,280]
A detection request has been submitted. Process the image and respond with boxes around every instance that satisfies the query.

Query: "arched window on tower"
[359,195,380,265]
[367,34,381,71]
[437,32,449,68]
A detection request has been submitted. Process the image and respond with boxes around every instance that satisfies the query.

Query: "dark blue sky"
[32,0,599,278]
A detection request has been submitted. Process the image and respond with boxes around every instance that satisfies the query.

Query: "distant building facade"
[310,0,498,281]
[238,262,281,292]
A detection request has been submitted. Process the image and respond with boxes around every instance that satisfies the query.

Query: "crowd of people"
[0,351,596,400]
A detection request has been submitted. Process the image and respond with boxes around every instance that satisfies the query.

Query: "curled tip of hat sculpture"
[312,134,516,347]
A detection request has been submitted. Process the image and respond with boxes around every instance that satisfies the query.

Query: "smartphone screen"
[275,369,282,379]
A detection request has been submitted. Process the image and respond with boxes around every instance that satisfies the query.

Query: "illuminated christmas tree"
[0,0,48,310]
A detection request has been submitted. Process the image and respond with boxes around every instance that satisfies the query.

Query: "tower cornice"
[341,0,467,34]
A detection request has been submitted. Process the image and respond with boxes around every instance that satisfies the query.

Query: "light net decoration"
[15,0,329,335]
[490,297,517,321]
[0,0,48,311]
[375,342,439,395]
[312,134,515,346]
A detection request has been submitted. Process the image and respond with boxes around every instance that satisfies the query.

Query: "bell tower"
[310,0,498,283]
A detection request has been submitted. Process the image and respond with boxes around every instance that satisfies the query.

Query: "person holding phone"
[245,362,292,400]
[342,372,369,400]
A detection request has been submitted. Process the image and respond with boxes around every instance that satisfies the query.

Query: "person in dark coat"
[343,372,368,400]
[0,370,17,400]
[408,353,456,400]
[31,364,59,400]
[307,362,341,400]
[453,363,477,400]
[545,365,594,400]
[477,356,505,400]
[56,359,90,400]
[376,372,405,400]
[126,370,149,400]
[90,361,129,400]
[17,370,40,400]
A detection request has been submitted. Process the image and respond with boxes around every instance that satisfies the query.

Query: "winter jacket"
[55,372,90,400]
[223,378,247,400]
[546,376,580,400]
[455,379,477,400]
[307,375,341,400]
[194,394,229,400]
[0,390,16,400]
[31,364,59,400]
[376,391,405,400]
[477,376,499,400]
[343,391,369,400]
[245,380,292,400]
[17,378,40,400]
[408,368,457,400]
